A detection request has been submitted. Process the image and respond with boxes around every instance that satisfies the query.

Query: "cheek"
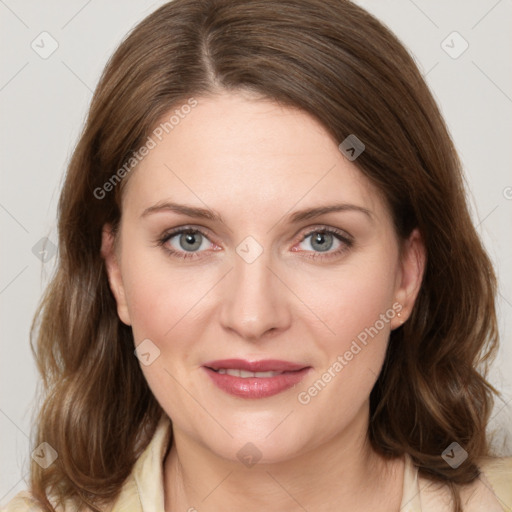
[296,254,398,343]
[294,254,397,401]
[123,237,398,349]
[120,241,193,335]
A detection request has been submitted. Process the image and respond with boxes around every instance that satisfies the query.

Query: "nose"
[219,248,292,342]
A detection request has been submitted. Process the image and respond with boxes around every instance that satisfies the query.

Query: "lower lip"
[203,367,311,399]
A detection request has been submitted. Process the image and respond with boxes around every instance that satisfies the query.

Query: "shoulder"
[418,456,512,512]
[1,491,99,512]
[475,456,512,509]
[1,491,47,511]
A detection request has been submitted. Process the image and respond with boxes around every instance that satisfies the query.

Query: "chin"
[199,422,314,467]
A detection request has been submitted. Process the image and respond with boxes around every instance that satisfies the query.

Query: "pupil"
[312,232,332,252]
[180,232,201,251]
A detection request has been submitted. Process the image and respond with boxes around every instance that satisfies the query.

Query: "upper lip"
[203,359,308,372]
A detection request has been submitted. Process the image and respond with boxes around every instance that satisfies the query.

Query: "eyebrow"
[140,201,373,223]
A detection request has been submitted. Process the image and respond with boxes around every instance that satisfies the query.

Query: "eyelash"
[156,226,354,261]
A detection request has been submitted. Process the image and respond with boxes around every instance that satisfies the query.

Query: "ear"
[100,223,131,326]
[391,228,426,329]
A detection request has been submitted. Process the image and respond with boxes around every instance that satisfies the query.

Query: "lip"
[202,359,311,399]
[203,358,307,372]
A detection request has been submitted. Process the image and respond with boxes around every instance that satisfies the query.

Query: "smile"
[202,359,311,399]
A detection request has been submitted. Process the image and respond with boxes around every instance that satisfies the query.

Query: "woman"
[4,0,511,511]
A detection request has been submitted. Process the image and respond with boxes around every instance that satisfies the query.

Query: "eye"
[157,227,215,260]
[156,226,353,261]
[294,227,353,260]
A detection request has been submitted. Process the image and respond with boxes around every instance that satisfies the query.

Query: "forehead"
[121,92,387,222]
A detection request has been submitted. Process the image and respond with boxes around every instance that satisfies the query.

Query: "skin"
[101,90,426,511]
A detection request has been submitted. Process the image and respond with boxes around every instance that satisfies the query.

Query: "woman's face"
[102,91,424,463]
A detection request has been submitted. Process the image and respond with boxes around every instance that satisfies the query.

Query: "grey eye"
[168,231,209,252]
[308,232,335,252]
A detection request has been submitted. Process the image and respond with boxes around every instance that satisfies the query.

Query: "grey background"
[1,0,511,504]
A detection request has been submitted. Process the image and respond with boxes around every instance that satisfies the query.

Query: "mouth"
[202,359,311,399]
[208,368,289,378]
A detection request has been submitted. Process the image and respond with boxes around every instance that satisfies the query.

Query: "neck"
[163,403,404,512]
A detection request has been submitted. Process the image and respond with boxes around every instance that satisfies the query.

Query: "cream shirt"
[4,415,512,511]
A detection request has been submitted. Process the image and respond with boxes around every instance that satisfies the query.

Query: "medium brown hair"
[29,0,499,510]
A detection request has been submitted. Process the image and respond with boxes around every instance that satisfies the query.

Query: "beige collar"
[116,414,509,512]
[126,414,425,511]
